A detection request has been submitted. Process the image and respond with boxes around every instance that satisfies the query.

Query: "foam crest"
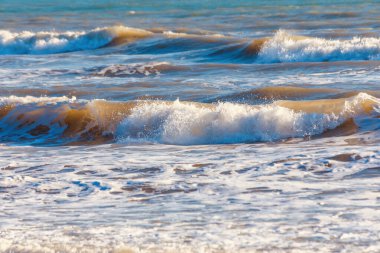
[116,99,362,145]
[257,30,380,63]
[0,95,76,105]
[0,26,152,54]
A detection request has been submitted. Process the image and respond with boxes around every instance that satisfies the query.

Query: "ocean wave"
[257,30,380,63]
[0,93,378,145]
[125,29,380,63]
[116,93,379,144]
[205,31,380,63]
[0,26,152,54]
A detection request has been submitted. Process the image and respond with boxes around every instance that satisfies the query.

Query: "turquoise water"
[2,0,379,36]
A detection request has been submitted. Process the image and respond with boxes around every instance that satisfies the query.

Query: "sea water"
[0,1,380,252]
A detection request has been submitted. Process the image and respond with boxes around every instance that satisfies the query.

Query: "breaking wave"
[0,92,378,145]
[0,26,152,54]
[257,30,380,63]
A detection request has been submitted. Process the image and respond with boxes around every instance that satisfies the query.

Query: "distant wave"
[2,26,380,62]
[0,26,152,54]
[257,30,380,63]
[0,92,378,145]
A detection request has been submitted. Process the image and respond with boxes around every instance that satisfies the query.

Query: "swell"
[3,26,380,63]
[0,92,378,145]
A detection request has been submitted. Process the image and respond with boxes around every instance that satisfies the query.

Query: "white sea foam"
[0,139,379,253]
[258,30,380,63]
[0,95,76,105]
